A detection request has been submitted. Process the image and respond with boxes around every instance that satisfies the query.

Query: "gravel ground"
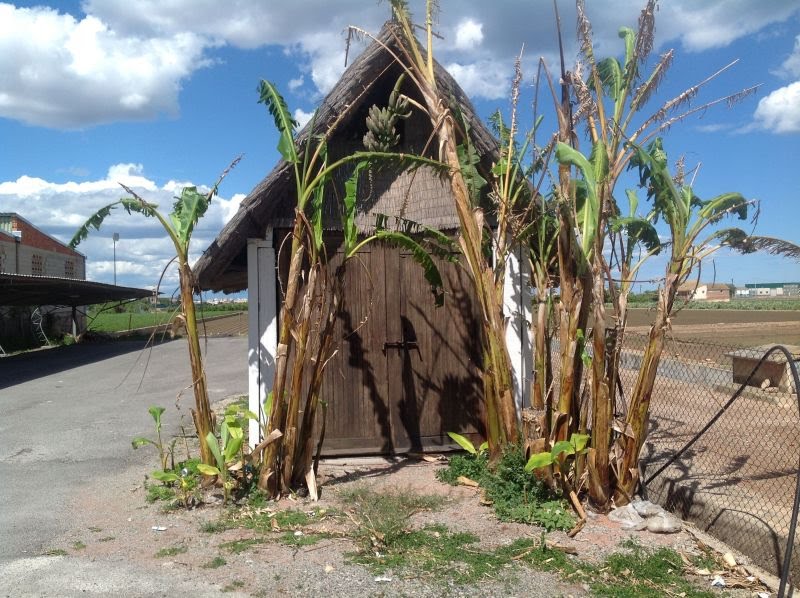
[4,450,773,598]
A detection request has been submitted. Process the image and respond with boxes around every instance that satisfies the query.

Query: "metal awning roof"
[0,273,152,307]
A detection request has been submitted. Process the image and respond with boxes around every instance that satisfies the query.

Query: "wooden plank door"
[318,242,396,454]
[385,249,486,452]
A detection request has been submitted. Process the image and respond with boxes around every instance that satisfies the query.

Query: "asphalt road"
[0,337,248,595]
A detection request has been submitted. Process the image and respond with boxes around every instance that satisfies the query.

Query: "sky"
[0,0,799,297]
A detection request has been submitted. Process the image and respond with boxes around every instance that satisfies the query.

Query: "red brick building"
[0,213,85,278]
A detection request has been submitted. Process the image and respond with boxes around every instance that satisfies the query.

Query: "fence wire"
[618,334,799,580]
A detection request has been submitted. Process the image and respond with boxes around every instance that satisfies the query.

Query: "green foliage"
[437,446,574,531]
[154,545,187,558]
[146,457,201,508]
[446,432,488,455]
[524,433,589,471]
[340,485,446,548]
[201,556,227,569]
[435,451,488,485]
[219,537,267,554]
[132,406,172,471]
[258,80,299,164]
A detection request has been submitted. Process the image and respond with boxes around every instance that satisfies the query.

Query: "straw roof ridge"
[196,21,501,293]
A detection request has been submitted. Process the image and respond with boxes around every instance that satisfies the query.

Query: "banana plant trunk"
[614,272,678,502]
[178,260,214,466]
[259,219,307,493]
[588,254,611,506]
[531,298,552,412]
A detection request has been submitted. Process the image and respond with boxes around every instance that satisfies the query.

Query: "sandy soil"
[48,453,775,598]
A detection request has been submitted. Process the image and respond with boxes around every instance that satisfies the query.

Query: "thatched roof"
[195,22,501,293]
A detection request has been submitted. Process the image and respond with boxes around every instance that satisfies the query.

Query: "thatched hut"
[195,24,532,455]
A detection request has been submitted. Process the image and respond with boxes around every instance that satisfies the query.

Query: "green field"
[87,305,245,333]
[627,298,800,311]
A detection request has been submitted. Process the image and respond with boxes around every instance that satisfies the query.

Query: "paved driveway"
[0,337,247,566]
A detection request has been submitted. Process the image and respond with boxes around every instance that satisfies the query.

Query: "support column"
[503,242,533,411]
[247,228,278,448]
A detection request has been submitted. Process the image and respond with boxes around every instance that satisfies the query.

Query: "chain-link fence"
[634,335,800,581]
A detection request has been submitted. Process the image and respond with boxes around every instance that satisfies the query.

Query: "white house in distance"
[675,281,731,302]
[741,282,800,297]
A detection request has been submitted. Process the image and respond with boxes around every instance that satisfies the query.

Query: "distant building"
[0,213,86,279]
[676,281,731,302]
[0,213,87,348]
[743,282,800,297]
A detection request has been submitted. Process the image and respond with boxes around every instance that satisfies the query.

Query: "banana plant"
[71,159,239,466]
[132,406,173,471]
[613,137,751,501]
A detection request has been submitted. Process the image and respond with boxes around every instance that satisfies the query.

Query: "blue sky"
[1,0,798,295]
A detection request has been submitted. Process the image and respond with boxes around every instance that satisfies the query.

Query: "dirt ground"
[49,453,779,598]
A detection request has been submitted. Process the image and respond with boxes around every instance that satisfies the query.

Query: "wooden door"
[384,249,486,452]
[277,231,486,455]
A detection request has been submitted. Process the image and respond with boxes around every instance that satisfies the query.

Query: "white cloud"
[288,76,304,92]
[753,81,800,133]
[0,4,208,128]
[293,108,314,129]
[776,34,800,78]
[445,61,509,101]
[0,164,242,288]
[454,19,483,50]
[2,0,799,128]
[695,123,733,134]
[658,1,800,51]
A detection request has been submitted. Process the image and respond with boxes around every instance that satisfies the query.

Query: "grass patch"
[351,523,508,585]
[201,519,230,534]
[145,482,176,504]
[72,541,86,550]
[87,526,102,533]
[221,580,245,592]
[98,536,115,543]
[155,545,187,558]
[42,548,67,556]
[219,537,267,554]
[340,485,445,548]
[201,556,227,569]
[437,445,574,531]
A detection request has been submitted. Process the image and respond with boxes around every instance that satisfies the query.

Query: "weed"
[72,541,86,550]
[201,519,230,534]
[436,452,489,485]
[98,536,115,542]
[201,556,227,569]
[145,481,176,504]
[222,580,245,592]
[440,445,574,531]
[155,545,187,558]
[340,485,445,547]
[42,548,67,556]
[278,531,331,547]
[87,526,102,533]
[246,488,269,509]
[509,537,714,598]
[220,537,266,554]
[593,544,715,597]
[272,509,313,528]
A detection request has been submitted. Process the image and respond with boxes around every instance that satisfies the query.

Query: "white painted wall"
[503,242,533,412]
[246,230,278,447]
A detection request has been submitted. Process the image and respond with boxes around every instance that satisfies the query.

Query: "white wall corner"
[246,229,278,447]
[503,243,533,412]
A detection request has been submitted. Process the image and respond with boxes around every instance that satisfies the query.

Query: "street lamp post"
[113,232,119,285]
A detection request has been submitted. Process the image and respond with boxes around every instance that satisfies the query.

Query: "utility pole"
[113,232,119,285]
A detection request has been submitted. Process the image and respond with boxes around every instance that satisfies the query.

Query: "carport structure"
[0,273,152,351]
